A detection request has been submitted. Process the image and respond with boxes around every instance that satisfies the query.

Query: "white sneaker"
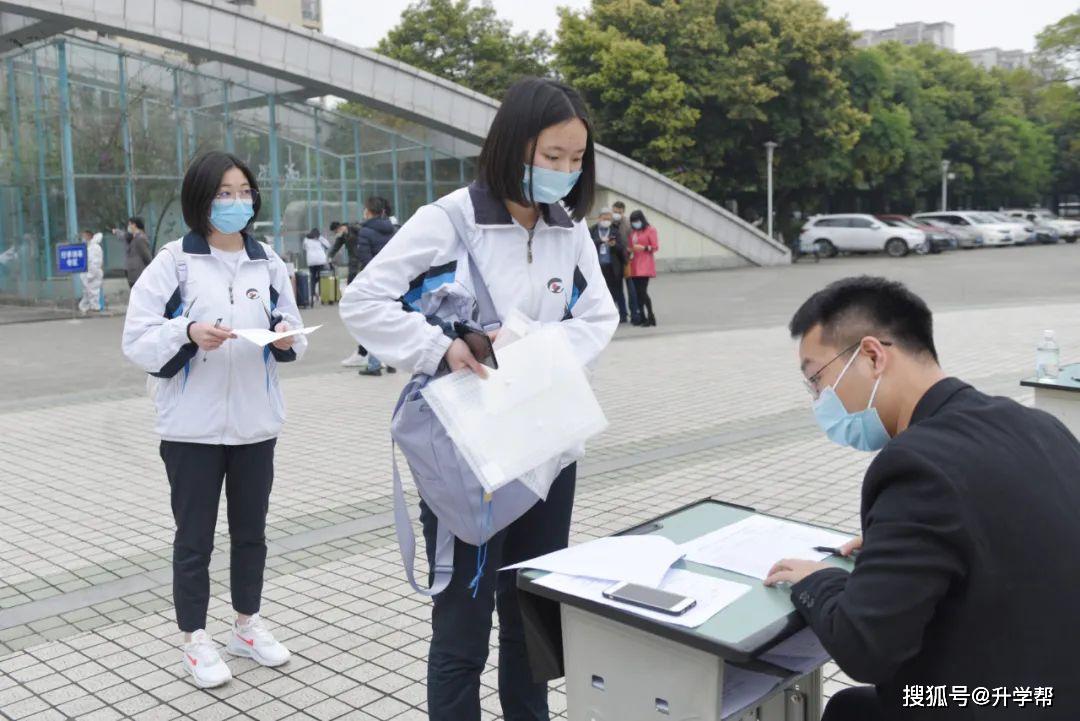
[340,351,367,367]
[181,630,232,689]
[226,615,290,667]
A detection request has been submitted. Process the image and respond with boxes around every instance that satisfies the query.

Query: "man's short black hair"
[790,276,939,362]
[181,151,260,237]
[128,216,145,231]
[477,77,596,222]
[612,201,626,210]
[364,196,385,216]
[330,221,343,232]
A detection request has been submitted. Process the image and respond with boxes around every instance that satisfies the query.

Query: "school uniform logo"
[246,288,260,300]
[547,278,564,294]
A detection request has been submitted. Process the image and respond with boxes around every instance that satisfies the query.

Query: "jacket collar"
[910,377,971,426]
[467,182,574,229]
[182,230,268,260]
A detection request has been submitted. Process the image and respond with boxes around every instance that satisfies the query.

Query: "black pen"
[814,546,845,556]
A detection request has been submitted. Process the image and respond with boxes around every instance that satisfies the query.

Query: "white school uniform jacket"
[122,231,307,445]
[338,183,619,377]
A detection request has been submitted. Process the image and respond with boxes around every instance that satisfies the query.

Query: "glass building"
[0,35,475,301]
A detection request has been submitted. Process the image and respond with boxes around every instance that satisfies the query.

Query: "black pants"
[822,687,884,721]
[309,264,327,305]
[160,439,276,633]
[420,464,577,721]
[347,267,366,356]
[632,276,654,322]
[601,265,627,321]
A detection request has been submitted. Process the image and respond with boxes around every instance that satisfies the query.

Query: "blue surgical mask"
[631,221,643,230]
[210,199,254,234]
[522,164,581,204]
[812,349,890,452]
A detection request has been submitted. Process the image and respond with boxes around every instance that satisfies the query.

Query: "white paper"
[758,627,830,673]
[680,515,851,580]
[233,324,323,347]
[422,325,607,494]
[533,568,752,629]
[502,535,684,587]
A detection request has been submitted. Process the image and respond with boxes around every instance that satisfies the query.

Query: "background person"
[78,230,104,314]
[117,216,152,288]
[302,227,330,306]
[329,220,370,367]
[627,209,659,326]
[612,200,641,323]
[355,196,398,376]
[590,207,628,322]
[122,151,307,690]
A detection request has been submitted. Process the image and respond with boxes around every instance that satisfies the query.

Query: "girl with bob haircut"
[340,77,618,720]
[122,151,306,689]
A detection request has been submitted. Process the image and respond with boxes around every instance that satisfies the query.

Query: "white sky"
[323,0,1075,53]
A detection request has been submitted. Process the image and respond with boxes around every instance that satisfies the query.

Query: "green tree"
[554,0,868,214]
[1037,10,1080,79]
[376,0,552,99]
[554,10,700,186]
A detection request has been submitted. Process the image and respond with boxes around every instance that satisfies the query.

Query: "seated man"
[765,276,1080,720]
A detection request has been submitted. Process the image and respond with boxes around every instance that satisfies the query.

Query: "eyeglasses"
[803,340,892,399]
[214,188,259,203]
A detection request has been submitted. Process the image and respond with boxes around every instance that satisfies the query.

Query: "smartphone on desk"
[602,581,696,616]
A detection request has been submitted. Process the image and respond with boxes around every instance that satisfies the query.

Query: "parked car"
[1002,208,1080,243]
[876,215,954,253]
[916,218,983,249]
[985,212,1057,245]
[913,212,1017,247]
[799,214,926,258]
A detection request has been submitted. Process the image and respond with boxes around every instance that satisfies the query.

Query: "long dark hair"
[630,210,649,229]
[181,151,260,236]
[477,77,596,221]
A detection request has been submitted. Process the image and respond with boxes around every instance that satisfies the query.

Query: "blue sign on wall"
[57,243,87,274]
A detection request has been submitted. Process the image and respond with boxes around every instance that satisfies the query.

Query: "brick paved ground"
[1,246,1077,719]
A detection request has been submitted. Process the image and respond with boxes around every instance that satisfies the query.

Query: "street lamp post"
[940,159,950,211]
[765,141,778,239]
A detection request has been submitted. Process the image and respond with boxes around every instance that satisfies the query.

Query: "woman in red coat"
[627,210,659,326]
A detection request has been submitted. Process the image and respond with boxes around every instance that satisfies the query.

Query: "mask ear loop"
[867,375,883,410]
[832,347,861,392]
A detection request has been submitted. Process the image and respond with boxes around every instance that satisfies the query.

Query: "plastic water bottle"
[1036,330,1060,380]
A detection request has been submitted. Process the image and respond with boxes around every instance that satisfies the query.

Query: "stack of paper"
[679,515,851,580]
[422,325,607,494]
[503,535,685,587]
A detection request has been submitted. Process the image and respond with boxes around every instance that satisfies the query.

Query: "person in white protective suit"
[78,230,104,314]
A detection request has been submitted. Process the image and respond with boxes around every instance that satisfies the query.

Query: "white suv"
[799,214,925,258]
[1003,209,1080,243]
[913,212,1017,247]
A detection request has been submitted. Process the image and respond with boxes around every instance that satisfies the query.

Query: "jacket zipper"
[526,225,535,264]
[219,256,239,444]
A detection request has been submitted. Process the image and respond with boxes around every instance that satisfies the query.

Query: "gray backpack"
[391,198,542,597]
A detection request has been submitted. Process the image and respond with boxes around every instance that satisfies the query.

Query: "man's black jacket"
[792,378,1080,719]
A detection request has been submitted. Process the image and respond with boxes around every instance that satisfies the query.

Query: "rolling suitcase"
[295,270,311,308]
[319,273,341,304]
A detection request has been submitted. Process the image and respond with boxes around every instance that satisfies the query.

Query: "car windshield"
[971,213,999,224]
[878,218,907,227]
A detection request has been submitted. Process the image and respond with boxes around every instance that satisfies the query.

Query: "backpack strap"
[392,442,455,597]
[164,242,188,291]
[432,198,500,333]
